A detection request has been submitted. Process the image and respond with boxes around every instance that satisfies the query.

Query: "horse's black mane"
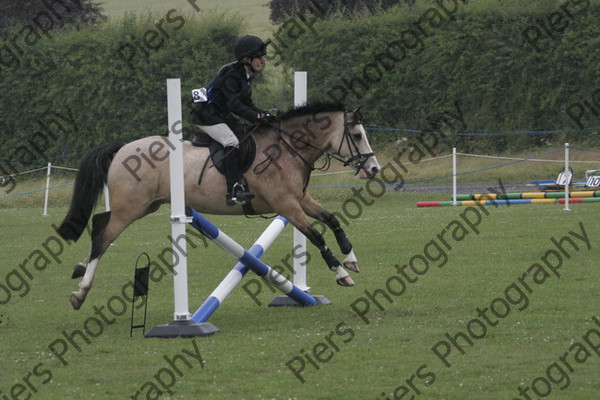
[278,102,346,122]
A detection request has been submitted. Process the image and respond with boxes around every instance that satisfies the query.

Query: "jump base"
[269,294,332,307]
[144,320,219,338]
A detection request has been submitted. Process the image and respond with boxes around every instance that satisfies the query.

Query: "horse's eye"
[352,132,362,141]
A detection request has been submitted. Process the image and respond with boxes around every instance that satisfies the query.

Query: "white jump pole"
[269,71,331,306]
[42,162,51,216]
[145,79,218,338]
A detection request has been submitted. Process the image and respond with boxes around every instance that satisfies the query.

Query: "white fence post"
[42,163,51,216]
[452,148,457,206]
[564,143,570,211]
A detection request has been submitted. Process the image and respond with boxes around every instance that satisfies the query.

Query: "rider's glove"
[257,112,277,125]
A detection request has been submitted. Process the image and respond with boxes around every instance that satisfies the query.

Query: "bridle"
[261,110,375,177]
[336,109,375,175]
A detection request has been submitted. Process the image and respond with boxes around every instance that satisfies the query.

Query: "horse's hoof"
[71,263,86,279]
[336,276,355,287]
[344,261,360,273]
[70,292,84,310]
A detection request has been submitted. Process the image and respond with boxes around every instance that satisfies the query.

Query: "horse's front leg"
[279,202,354,287]
[300,193,359,273]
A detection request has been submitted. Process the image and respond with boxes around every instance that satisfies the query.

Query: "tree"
[0,0,106,35]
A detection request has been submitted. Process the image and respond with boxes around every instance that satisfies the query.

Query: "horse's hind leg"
[300,193,359,273]
[69,212,110,309]
[279,201,354,287]
[70,211,129,309]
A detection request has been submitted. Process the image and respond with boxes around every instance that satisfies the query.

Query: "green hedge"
[273,0,600,151]
[2,1,600,171]
[0,12,243,168]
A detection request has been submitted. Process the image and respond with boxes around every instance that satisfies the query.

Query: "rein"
[263,111,373,177]
[254,122,336,193]
[267,124,342,171]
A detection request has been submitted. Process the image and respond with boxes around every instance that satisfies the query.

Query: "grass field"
[100,0,271,36]
[1,189,599,399]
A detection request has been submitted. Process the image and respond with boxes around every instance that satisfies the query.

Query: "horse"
[56,102,381,310]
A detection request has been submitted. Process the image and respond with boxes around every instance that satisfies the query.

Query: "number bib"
[191,87,208,103]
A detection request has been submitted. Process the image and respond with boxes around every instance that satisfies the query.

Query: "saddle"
[191,130,258,215]
[191,131,256,178]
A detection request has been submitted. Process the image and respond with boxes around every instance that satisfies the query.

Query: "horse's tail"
[56,141,126,241]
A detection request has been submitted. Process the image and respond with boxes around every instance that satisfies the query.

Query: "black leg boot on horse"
[224,146,255,206]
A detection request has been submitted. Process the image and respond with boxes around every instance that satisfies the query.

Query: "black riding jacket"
[190,61,264,128]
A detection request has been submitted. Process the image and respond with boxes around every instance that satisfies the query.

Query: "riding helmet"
[234,35,271,60]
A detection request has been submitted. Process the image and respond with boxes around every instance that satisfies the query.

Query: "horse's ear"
[352,106,364,124]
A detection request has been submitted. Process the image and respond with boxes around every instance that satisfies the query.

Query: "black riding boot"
[224,146,254,206]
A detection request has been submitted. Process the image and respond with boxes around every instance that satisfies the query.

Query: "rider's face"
[250,56,264,72]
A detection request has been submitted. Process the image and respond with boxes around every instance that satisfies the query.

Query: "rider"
[190,35,276,206]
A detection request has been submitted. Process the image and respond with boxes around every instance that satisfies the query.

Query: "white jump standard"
[269,71,331,307]
[144,78,218,338]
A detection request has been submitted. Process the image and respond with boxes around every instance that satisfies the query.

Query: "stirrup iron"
[226,182,255,206]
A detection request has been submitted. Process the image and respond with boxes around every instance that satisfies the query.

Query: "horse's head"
[275,103,380,179]
[336,107,381,179]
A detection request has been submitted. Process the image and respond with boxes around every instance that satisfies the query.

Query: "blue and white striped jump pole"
[187,208,317,309]
[192,215,292,322]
